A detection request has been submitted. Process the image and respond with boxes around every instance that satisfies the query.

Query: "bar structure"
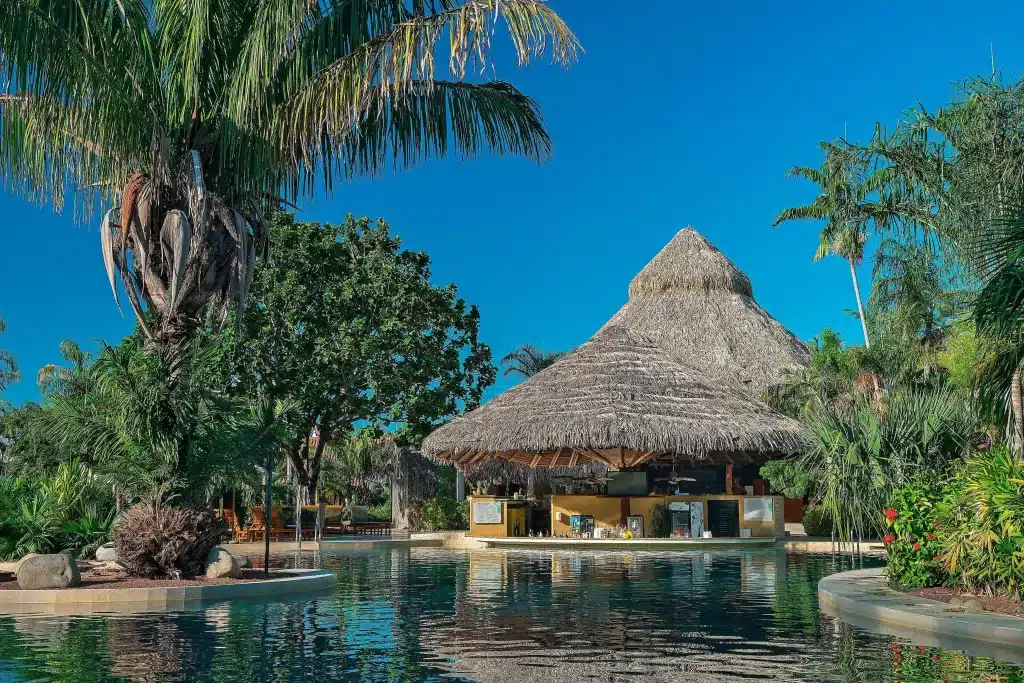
[423,228,809,542]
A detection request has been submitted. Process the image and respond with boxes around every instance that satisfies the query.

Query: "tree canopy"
[227,213,495,495]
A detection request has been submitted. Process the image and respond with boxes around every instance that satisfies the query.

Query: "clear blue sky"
[1,2,1022,405]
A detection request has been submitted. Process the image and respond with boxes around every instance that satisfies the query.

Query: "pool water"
[0,548,1021,682]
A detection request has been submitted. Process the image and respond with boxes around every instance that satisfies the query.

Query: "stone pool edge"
[819,567,1024,651]
[0,568,336,612]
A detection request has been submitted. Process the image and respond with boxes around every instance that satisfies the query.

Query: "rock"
[947,596,966,607]
[0,553,39,575]
[204,546,240,579]
[233,555,252,570]
[95,542,118,562]
[16,554,81,590]
[960,599,986,614]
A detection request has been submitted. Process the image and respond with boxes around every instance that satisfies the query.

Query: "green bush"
[0,461,116,560]
[800,506,832,537]
[882,448,1024,598]
[418,498,468,531]
[368,499,392,522]
[884,478,947,589]
[936,448,1024,598]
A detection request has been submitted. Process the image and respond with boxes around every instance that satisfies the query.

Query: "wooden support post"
[725,463,734,495]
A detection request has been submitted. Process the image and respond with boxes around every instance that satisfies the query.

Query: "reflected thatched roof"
[602,227,809,394]
[423,326,802,469]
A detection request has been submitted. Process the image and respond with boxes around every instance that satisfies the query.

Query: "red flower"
[885,508,898,522]
[933,555,942,561]
[918,646,926,652]
[883,534,896,545]
[913,542,921,552]
[926,533,936,541]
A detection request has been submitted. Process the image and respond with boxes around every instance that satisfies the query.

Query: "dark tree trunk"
[392,448,413,530]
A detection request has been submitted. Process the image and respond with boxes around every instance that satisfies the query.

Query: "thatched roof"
[422,326,803,470]
[602,227,809,394]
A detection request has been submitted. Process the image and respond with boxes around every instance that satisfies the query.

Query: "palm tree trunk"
[1012,364,1023,456]
[848,256,871,348]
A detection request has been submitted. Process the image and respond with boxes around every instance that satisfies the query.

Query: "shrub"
[0,462,116,560]
[368,499,392,522]
[114,503,227,578]
[884,478,948,589]
[800,506,832,537]
[936,448,1024,598]
[418,498,468,531]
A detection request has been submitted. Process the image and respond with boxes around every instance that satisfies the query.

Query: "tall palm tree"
[0,1,579,370]
[501,344,567,378]
[775,142,885,347]
[0,317,18,413]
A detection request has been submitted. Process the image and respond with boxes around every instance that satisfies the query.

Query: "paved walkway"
[819,568,1024,662]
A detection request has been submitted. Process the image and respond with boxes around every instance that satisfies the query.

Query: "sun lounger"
[249,507,289,541]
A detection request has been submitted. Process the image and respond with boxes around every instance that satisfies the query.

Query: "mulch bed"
[907,586,1023,618]
[0,567,277,591]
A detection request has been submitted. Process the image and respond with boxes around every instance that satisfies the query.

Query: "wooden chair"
[250,507,288,541]
[222,509,250,543]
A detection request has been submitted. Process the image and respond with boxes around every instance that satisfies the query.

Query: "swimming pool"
[0,548,1020,681]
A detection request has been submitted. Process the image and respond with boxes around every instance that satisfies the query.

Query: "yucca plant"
[0,0,578,369]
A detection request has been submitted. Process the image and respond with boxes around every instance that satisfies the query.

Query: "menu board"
[743,497,774,522]
[473,501,503,524]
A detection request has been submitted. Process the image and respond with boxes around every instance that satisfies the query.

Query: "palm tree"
[500,344,567,378]
[0,317,18,413]
[770,141,917,350]
[37,341,93,399]
[775,142,887,348]
[0,1,579,370]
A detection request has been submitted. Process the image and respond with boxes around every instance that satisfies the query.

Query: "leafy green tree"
[0,1,578,369]
[500,344,568,378]
[228,213,495,498]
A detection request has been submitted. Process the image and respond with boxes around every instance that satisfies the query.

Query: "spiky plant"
[0,0,579,367]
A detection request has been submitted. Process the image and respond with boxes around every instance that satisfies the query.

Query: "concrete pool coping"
[472,536,778,550]
[819,568,1024,656]
[0,569,336,615]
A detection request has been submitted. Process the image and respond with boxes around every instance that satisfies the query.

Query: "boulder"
[960,598,986,614]
[233,555,252,570]
[204,546,240,579]
[95,542,118,563]
[16,554,81,590]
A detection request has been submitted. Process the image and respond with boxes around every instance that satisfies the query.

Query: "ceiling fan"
[655,460,696,485]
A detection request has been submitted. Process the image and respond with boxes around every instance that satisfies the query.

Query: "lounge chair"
[349,505,391,535]
[222,509,250,542]
[249,507,289,541]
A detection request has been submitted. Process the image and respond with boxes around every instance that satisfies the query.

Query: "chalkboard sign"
[473,501,503,524]
[743,497,774,522]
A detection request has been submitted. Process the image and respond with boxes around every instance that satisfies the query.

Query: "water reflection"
[0,548,1020,682]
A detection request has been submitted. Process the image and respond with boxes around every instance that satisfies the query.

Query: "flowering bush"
[883,478,948,589]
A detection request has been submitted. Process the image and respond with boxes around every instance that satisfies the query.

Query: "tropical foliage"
[885,448,1024,598]
[770,74,1024,607]
[0,460,115,560]
[0,0,578,365]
